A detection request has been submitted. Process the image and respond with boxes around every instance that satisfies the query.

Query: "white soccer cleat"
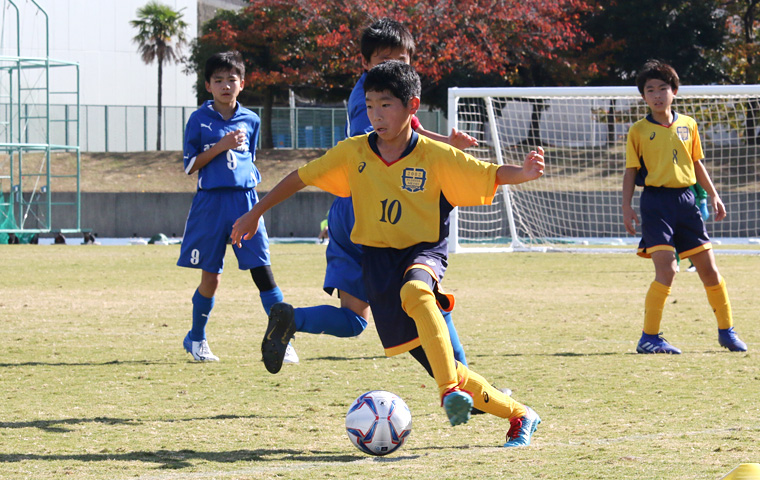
[183,333,220,362]
[283,342,299,364]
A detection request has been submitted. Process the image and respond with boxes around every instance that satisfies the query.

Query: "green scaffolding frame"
[0,0,83,237]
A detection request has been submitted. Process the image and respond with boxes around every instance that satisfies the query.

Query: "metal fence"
[0,104,447,152]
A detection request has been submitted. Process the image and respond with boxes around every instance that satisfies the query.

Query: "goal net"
[447,85,760,253]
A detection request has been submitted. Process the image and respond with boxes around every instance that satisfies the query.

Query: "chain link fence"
[1,104,447,152]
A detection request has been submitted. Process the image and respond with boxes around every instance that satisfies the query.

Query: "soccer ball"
[345,390,412,456]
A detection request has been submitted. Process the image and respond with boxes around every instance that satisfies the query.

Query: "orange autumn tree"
[192,0,591,147]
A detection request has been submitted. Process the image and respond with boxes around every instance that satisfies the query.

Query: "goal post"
[447,85,760,253]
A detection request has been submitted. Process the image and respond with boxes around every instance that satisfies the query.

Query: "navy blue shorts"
[363,242,449,356]
[177,188,271,273]
[323,196,368,302]
[637,186,711,259]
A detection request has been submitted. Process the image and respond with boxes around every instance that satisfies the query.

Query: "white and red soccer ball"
[345,390,412,456]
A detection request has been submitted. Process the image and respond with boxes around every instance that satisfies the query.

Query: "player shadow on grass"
[0,449,366,469]
[308,355,386,362]
[473,351,620,359]
[0,414,259,433]
[0,359,174,367]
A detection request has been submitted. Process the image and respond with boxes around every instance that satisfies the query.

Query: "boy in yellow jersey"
[231,61,545,447]
[622,59,747,354]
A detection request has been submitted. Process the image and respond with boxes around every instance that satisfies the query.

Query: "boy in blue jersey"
[262,17,481,378]
[231,61,545,447]
[622,59,747,354]
[177,51,297,363]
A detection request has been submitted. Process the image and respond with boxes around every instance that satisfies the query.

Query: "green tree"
[717,1,760,144]
[131,1,188,151]
[580,0,727,86]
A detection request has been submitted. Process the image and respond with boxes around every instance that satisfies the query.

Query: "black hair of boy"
[364,60,421,106]
[635,59,680,94]
[204,50,245,83]
[360,17,416,63]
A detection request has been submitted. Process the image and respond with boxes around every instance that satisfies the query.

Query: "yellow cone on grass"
[721,463,760,480]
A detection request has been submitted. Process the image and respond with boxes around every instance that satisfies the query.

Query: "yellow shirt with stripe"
[298,134,499,249]
[625,113,704,188]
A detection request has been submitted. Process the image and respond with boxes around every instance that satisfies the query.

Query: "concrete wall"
[49,191,335,238]
[42,190,760,239]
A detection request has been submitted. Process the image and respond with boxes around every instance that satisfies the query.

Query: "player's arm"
[187,129,247,174]
[694,159,726,221]
[622,167,639,235]
[495,146,544,185]
[417,126,478,150]
[230,169,306,246]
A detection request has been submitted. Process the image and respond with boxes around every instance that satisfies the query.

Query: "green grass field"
[1,244,758,479]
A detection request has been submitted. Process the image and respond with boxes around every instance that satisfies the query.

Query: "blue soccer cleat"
[636,332,681,354]
[442,389,473,426]
[718,327,747,352]
[504,405,541,447]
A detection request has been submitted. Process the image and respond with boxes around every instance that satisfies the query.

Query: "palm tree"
[131,1,188,151]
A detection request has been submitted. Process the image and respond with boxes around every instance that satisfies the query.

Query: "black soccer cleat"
[261,302,297,374]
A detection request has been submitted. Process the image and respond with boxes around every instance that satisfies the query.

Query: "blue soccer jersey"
[183,100,261,190]
[178,101,270,273]
[346,73,373,137]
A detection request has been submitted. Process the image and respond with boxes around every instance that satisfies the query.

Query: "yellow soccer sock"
[400,280,458,398]
[456,362,526,419]
[643,280,671,335]
[705,277,732,330]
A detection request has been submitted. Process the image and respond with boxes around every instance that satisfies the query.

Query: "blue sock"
[443,310,468,367]
[259,286,284,315]
[293,305,367,337]
[190,289,214,341]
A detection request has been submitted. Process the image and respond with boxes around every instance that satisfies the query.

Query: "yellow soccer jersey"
[626,112,704,188]
[298,133,499,249]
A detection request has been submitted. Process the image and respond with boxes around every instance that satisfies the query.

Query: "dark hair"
[364,60,421,106]
[360,17,415,64]
[204,50,245,82]
[635,59,679,94]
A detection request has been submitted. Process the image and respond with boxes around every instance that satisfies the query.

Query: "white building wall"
[0,0,199,107]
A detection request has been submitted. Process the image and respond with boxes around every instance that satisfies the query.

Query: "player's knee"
[400,280,435,313]
[342,308,368,337]
[455,361,469,384]
[250,265,277,292]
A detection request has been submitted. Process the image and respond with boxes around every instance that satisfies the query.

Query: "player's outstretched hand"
[231,210,261,248]
[448,128,478,150]
[623,204,639,235]
[523,146,545,181]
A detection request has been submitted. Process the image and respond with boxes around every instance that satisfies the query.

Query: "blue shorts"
[363,241,449,356]
[324,196,367,302]
[177,188,271,273]
[637,186,711,259]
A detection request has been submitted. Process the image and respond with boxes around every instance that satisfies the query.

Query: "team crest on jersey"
[401,167,426,192]
[677,126,689,141]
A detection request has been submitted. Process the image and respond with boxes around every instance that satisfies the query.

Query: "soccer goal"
[447,85,760,253]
